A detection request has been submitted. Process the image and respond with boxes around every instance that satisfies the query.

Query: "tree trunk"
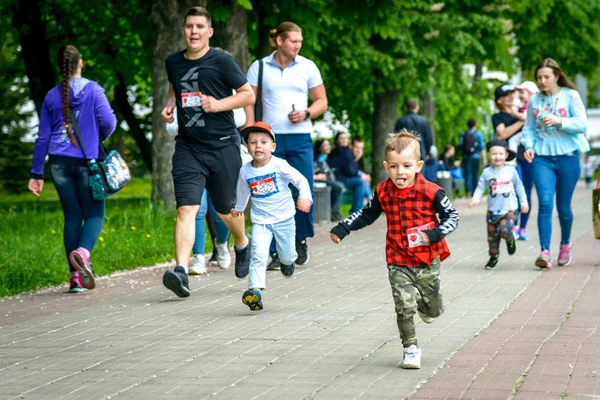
[255,0,272,58]
[12,0,56,117]
[151,0,203,208]
[474,62,484,97]
[420,92,436,146]
[211,3,250,72]
[113,72,153,172]
[372,88,399,183]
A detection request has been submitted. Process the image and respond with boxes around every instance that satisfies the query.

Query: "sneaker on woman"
[558,244,572,267]
[69,247,95,289]
[535,250,552,269]
[518,228,528,241]
[189,254,207,275]
[215,242,231,269]
[68,273,86,293]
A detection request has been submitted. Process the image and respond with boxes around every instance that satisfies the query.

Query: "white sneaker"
[189,254,207,275]
[215,242,231,269]
[418,311,435,324]
[401,344,421,369]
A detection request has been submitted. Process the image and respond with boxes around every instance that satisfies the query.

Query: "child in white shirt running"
[232,122,312,311]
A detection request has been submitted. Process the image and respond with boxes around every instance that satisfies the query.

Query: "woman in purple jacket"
[28,45,117,293]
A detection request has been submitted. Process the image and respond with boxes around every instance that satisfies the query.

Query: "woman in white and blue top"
[522,58,590,269]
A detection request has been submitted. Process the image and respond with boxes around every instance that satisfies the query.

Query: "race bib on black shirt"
[165,48,247,147]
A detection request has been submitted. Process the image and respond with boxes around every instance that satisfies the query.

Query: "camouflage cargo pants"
[388,257,444,347]
[487,210,515,257]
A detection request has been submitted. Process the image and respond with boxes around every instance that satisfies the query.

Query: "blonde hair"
[269,22,302,48]
[386,129,421,160]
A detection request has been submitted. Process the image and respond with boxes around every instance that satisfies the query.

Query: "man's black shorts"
[171,139,242,214]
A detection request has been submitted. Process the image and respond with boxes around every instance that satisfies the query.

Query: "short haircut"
[351,137,364,146]
[184,6,212,26]
[467,118,477,128]
[406,98,418,111]
[385,129,421,160]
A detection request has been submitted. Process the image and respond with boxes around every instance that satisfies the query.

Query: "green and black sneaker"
[507,238,517,255]
[485,257,499,270]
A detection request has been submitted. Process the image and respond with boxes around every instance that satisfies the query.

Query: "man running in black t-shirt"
[161,6,255,298]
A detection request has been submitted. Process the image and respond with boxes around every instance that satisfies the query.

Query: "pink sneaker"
[558,245,572,267]
[535,250,552,269]
[69,248,96,289]
[68,273,86,293]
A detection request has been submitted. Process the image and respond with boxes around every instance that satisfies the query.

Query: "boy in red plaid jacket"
[330,130,459,369]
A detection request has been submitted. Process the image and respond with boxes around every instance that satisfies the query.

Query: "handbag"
[593,176,600,239]
[70,109,131,200]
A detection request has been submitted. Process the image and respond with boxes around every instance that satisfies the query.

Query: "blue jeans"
[532,153,580,251]
[272,134,314,239]
[340,176,369,214]
[250,217,297,290]
[50,164,105,272]
[516,159,534,230]
[194,191,229,255]
[462,155,480,194]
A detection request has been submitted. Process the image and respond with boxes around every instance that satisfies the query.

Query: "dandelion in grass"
[146,234,151,238]
[111,228,115,232]
[131,226,136,230]
[51,230,57,234]
[99,237,104,242]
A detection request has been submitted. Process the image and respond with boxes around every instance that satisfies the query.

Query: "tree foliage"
[2,0,600,195]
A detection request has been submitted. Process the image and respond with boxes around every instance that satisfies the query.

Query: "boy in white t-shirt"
[232,122,312,311]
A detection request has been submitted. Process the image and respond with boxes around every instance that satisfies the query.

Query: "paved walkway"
[1,183,598,400]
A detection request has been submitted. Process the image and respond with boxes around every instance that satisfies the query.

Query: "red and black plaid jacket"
[331,173,459,267]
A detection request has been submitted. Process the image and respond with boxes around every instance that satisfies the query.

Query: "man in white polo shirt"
[245,21,328,269]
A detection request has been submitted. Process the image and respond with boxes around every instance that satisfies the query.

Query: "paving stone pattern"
[0,183,598,399]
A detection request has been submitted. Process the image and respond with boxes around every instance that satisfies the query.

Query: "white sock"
[235,241,249,250]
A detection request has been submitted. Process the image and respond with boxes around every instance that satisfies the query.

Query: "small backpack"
[462,131,478,155]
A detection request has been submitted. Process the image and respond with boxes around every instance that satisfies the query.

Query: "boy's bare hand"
[330,233,341,243]
[297,198,311,213]
[521,204,529,214]
[419,231,431,246]
[468,199,479,208]
[230,209,243,218]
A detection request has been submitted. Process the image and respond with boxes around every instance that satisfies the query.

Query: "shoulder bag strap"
[254,59,263,121]
[69,108,90,160]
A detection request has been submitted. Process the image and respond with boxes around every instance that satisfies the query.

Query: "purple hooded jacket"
[30,78,117,178]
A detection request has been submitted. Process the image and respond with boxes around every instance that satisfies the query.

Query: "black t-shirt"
[166,48,247,147]
[491,112,520,139]
[492,111,524,161]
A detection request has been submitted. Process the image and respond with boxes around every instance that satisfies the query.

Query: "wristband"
[305,110,311,120]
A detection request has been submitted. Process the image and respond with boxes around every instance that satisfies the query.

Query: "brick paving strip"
[412,230,600,400]
[0,183,598,400]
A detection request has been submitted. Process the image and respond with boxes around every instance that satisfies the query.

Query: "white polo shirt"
[247,51,323,134]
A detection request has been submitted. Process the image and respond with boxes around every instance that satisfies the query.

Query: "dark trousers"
[462,155,481,194]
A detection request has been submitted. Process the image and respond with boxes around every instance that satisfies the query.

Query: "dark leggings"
[50,164,105,272]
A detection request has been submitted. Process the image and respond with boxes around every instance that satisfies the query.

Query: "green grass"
[0,178,185,297]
